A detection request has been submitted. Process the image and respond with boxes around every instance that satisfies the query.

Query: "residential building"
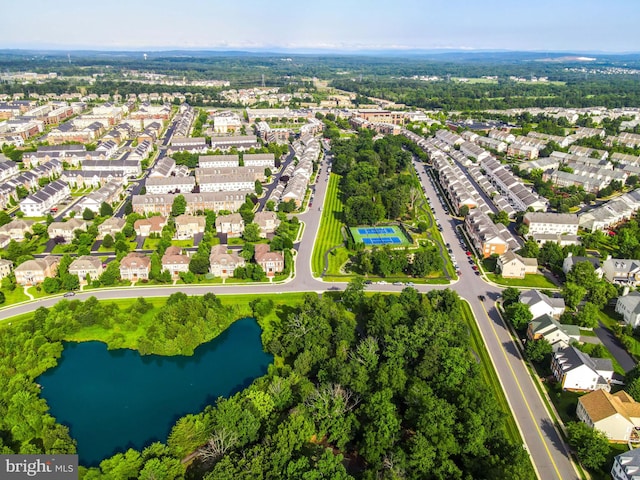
[161,246,190,278]
[215,213,244,237]
[198,154,240,168]
[0,219,34,241]
[523,212,579,236]
[14,256,60,286]
[148,156,176,178]
[145,176,195,194]
[460,141,491,162]
[133,216,167,237]
[562,253,603,277]
[243,153,276,168]
[81,160,141,178]
[119,252,151,281]
[19,180,70,217]
[0,158,19,182]
[602,256,640,286]
[254,243,284,277]
[520,289,566,319]
[132,191,249,216]
[496,251,538,279]
[47,218,88,243]
[616,292,640,328]
[68,255,104,283]
[464,209,511,258]
[209,245,245,278]
[253,211,281,237]
[98,217,126,239]
[577,390,640,442]
[552,346,613,392]
[73,179,123,214]
[527,314,580,351]
[209,135,259,151]
[198,172,256,192]
[0,258,13,279]
[174,214,206,240]
[612,448,640,480]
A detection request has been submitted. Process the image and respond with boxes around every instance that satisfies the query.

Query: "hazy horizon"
[2,0,639,54]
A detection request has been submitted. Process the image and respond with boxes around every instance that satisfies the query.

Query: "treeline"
[331,132,417,226]
[331,76,640,110]
[0,289,535,478]
[72,288,534,478]
[350,244,443,277]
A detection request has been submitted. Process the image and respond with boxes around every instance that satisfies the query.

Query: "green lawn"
[486,273,558,289]
[460,301,529,451]
[312,173,345,277]
[0,288,29,307]
[143,238,194,250]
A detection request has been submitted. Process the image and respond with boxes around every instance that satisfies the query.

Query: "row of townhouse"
[195,166,265,184]
[47,218,88,242]
[465,209,520,258]
[198,153,275,169]
[19,180,71,217]
[273,136,319,207]
[611,152,640,166]
[0,156,19,182]
[81,159,141,178]
[61,170,126,189]
[132,191,250,216]
[147,156,190,179]
[480,157,549,211]
[466,164,517,218]
[578,188,640,231]
[568,144,609,160]
[527,131,575,148]
[73,179,124,214]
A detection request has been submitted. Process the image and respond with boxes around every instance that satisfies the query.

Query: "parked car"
[63,292,76,297]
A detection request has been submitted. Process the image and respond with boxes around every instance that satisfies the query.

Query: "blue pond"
[37,318,272,466]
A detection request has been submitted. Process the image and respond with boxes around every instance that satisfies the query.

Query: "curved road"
[0,149,578,479]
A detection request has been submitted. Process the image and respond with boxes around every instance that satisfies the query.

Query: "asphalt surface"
[0,151,578,480]
[595,321,637,372]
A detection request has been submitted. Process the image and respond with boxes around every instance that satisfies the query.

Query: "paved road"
[0,151,578,480]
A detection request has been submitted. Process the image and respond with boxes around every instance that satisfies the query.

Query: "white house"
[520,289,566,319]
[527,314,581,351]
[551,346,613,392]
[612,448,640,480]
[523,212,580,236]
[616,292,640,328]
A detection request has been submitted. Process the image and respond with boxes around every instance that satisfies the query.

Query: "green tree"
[266,200,275,212]
[458,205,470,217]
[566,261,599,291]
[525,339,552,363]
[100,202,113,217]
[102,234,114,249]
[254,180,263,196]
[124,201,133,215]
[82,208,95,221]
[502,287,521,308]
[189,254,210,275]
[563,283,587,310]
[171,195,187,217]
[0,211,11,227]
[566,421,609,470]
[491,210,510,226]
[576,302,600,328]
[504,302,533,330]
[243,223,261,242]
[0,291,4,304]
[42,277,61,294]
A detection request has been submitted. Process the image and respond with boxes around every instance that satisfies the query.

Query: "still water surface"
[38,318,272,466]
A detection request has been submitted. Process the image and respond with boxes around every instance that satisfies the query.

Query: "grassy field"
[143,238,193,250]
[311,173,345,277]
[486,273,558,289]
[460,301,528,450]
[1,288,29,306]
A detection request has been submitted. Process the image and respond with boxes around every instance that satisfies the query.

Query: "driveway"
[595,321,637,372]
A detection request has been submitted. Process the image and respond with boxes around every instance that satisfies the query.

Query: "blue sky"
[3,0,639,52]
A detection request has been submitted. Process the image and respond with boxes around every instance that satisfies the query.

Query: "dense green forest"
[0,288,534,479]
[331,76,640,110]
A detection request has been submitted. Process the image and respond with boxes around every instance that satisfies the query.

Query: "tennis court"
[350,225,411,246]
[357,227,395,235]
